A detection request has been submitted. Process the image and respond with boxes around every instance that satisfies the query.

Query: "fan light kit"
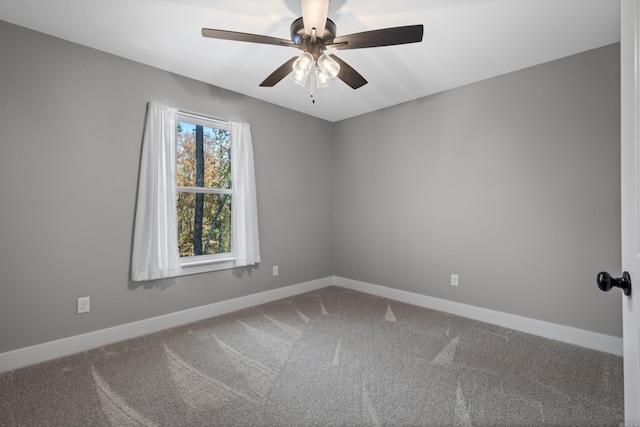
[202,0,423,101]
[291,52,340,88]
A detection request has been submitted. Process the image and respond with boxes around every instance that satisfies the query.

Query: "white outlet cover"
[77,297,90,314]
[451,274,459,287]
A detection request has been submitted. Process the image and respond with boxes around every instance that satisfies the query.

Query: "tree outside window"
[176,120,232,258]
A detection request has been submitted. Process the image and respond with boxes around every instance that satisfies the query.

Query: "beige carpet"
[0,286,624,426]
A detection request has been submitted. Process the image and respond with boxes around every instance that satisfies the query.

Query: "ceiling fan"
[201,0,423,90]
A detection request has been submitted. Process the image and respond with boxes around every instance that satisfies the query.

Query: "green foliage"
[176,123,232,257]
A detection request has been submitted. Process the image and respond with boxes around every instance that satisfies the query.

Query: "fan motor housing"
[290,17,336,55]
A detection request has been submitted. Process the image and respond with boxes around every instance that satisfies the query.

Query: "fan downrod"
[290,17,336,58]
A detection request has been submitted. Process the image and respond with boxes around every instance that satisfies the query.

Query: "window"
[131,102,260,281]
[176,113,234,272]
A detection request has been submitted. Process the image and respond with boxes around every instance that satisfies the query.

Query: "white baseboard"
[0,275,622,373]
[334,276,623,356]
[0,277,332,373]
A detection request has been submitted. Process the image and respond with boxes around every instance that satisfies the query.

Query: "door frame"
[621,0,640,421]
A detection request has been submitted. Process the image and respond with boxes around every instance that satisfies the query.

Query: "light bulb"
[315,67,331,88]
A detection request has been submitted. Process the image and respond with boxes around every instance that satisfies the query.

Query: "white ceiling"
[0,0,621,122]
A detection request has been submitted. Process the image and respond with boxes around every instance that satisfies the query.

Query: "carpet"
[0,286,624,426]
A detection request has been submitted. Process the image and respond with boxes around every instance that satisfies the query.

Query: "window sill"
[176,256,236,276]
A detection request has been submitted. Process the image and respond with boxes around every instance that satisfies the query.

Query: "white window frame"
[175,111,236,276]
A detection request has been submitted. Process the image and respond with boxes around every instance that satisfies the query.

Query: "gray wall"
[333,43,622,337]
[0,17,623,355]
[0,20,334,354]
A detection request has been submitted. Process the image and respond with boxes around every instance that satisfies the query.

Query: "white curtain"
[230,121,261,266]
[131,102,182,281]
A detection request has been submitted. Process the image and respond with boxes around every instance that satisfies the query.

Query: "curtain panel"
[131,102,182,281]
[230,121,261,267]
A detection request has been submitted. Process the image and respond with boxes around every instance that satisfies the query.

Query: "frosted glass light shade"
[290,52,314,86]
[316,54,340,88]
[317,54,340,78]
[315,66,331,88]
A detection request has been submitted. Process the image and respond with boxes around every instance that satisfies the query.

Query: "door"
[622,0,640,421]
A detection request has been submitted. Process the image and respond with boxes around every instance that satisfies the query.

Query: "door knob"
[597,271,632,296]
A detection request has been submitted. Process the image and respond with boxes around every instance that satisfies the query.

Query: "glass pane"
[177,192,232,257]
[176,122,231,189]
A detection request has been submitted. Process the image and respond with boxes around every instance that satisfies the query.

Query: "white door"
[622,0,640,421]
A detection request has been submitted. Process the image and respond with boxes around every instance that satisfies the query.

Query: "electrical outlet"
[77,297,90,314]
[273,265,279,276]
[451,274,459,287]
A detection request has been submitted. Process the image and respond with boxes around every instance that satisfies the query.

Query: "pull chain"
[310,61,315,103]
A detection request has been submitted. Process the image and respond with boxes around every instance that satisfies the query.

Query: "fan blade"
[328,25,423,50]
[259,57,298,87]
[330,55,367,89]
[202,28,296,48]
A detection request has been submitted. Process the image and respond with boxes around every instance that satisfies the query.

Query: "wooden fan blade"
[328,25,423,50]
[330,54,368,89]
[259,57,298,87]
[202,28,296,48]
